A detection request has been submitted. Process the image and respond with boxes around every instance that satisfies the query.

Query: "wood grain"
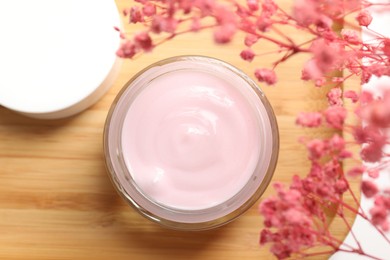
[0,1,357,259]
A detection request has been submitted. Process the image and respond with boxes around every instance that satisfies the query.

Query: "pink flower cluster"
[116,0,389,87]
[259,183,317,259]
[260,133,352,259]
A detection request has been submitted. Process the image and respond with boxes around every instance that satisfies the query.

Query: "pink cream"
[121,69,261,210]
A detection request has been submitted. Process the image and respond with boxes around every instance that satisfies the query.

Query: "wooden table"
[0,0,357,259]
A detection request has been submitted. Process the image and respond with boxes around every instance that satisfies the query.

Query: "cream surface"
[121,70,261,210]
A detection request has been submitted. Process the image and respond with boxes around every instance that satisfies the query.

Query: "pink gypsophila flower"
[361,91,390,128]
[324,106,347,129]
[214,23,237,44]
[356,10,373,27]
[292,0,317,26]
[306,139,328,160]
[375,195,390,210]
[329,133,345,151]
[368,169,380,179]
[341,29,361,45]
[240,49,256,62]
[256,15,272,32]
[296,112,322,127]
[244,34,259,47]
[301,59,323,81]
[370,204,389,230]
[134,32,153,52]
[151,16,178,34]
[360,142,383,163]
[327,88,343,106]
[347,166,366,177]
[382,38,390,57]
[255,68,277,85]
[335,178,349,194]
[344,90,359,103]
[261,0,278,17]
[116,40,137,58]
[311,40,344,73]
[129,6,144,23]
[362,180,379,198]
[142,3,156,17]
[292,0,332,28]
[247,0,259,11]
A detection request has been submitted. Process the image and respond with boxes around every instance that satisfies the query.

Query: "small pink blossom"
[347,166,366,177]
[311,40,344,74]
[370,204,388,230]
[240,49,256,62]
[214,6,237,25]
[270,243,291,259]
[339,150,353,159]
[360,143,383,163]
[302,59,323,81]
[179,0,193,14]
[323,160,340,178]
[142,3,156,17]
[308,163,323,179]
[134,32,153,52]
[247,0,259,12]
[327,88,342,106]
[261,0,278,16]
[129,6,144,23]
[292,0,332,28]
[356,10,373,27]
[344,90,359,103]
[284,208,311,225]
[329,134,345,151]
[116,40,137,58]
[256,15,272,32]
[361,92,390,128]
[151,16,178,34]
[359,91,374,105]
[368,169,380,179]
[244,34,259,47]
[341,29,360,45]
[362,180,379,198]
[382,38,390,57]
[335,178,349,194]
[296,112,322,127]
[375,195,390,210]
[240,19,256,33]
[214,23,237,44]
[255,68,277,85]
[292,0,317,26]
[315,77,326,87]
[352,125,386,147]
[324,106,347,129]
[306,139,328,160]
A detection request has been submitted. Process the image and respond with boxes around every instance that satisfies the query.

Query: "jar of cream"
[104,56,279,230]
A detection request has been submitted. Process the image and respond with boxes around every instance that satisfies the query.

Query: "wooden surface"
[0,1,357,259]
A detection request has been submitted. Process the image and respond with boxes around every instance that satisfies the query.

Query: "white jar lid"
[0,0,121,119]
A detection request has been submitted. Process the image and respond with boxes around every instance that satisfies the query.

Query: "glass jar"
[104,56,279,231]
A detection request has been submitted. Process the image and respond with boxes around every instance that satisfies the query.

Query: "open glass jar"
[104,56,279,231]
